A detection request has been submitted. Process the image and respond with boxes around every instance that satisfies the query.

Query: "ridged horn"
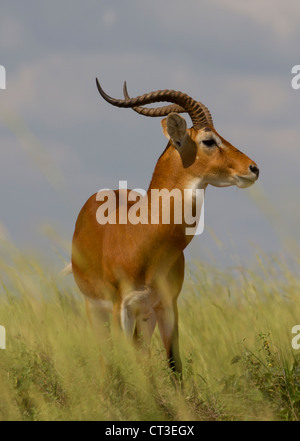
[123,81,213,127]
[96,78,210,130]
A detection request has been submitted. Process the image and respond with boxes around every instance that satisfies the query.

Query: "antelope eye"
[202,139,216,147]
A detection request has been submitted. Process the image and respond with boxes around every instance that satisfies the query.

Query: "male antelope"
[71,79,259,380]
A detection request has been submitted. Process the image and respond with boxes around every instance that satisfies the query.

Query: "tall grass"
[0,244,300,421]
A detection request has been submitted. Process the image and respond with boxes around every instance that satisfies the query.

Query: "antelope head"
[96,79,259,190]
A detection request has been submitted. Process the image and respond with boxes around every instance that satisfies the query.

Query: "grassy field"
[0,243,300,421]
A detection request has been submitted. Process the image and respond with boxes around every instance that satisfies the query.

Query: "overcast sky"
[0,0,299,267]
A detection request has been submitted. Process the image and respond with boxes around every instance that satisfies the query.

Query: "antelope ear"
[161,113,187,147]
[161,118,170,140]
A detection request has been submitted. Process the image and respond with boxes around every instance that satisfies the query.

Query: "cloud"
[102,9,116,27]
[219,0,300,39]
[141,0,300,41]
[213,73,289,127]
[0,15,25,50]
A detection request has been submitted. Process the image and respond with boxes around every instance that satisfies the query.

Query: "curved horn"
[96,78,210,130]
[123,81,214,127]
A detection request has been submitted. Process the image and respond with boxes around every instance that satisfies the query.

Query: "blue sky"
[0,0,299,267]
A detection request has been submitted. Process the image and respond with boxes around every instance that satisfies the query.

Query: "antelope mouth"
[235,175,257,188]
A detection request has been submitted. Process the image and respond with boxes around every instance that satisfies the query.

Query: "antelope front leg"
[120,289,156,343]
[133,309,156,350]
[157,300,182,383]
[120,298,136,340]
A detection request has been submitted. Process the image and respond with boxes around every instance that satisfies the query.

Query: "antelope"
[71,79,259,381]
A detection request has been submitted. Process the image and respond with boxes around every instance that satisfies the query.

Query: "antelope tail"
[59,262,73,277]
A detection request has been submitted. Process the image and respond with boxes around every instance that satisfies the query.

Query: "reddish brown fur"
[71,114,258,381]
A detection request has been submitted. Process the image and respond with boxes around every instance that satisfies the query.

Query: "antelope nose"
[249,164,259,178]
